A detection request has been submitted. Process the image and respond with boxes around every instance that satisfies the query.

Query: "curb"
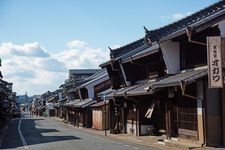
[0,125,8,148]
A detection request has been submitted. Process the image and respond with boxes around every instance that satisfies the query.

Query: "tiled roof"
[73,99,96,108]
[58,97,67,103]
[112,80,157,97]
[151,66,207,89]
[122,43,159,63]
[125,81,155,96]
[97,88,114,98]
[63,99,80,107]
[54,103,60,108]
[91,100,109,107]
[146,0,225,42]
[69,69,100,75]
[82,68,108,82]
[76,69,109,89]
[103,1,225,67]
[114,84,141,97]
[110,38,146,59]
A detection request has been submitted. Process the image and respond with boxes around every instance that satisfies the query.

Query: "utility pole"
[104,93,107,136]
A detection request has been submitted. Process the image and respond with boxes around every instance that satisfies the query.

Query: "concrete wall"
[160,40,180,74]
[206,86,222,146]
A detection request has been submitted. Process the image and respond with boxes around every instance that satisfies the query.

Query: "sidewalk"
[51,117,202,150]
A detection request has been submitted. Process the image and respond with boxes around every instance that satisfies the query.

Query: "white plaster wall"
[58,92,63,100]
[160,40,180,74]
[87,86,95,98]
[218,19,225,37]
[86,75,109,98]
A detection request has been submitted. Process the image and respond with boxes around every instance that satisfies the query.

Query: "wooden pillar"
[165,98,172,138]
[136,103,140,136]
[108,104,110,130]
[197,81,204,144]
[165,98,169,138]
[121,105,125,134]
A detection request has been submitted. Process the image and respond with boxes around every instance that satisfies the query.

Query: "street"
[1,113,156,150]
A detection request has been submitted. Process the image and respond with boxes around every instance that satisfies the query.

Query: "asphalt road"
[1,113,156,150]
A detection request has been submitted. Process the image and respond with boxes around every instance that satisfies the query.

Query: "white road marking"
[132,146,140,149]
[18,118,29,149]
[124,144,130,147]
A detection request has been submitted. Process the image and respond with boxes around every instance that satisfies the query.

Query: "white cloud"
[67,40,88,49]
[160,12,192,21]
[0,40,110,96]
[0,42,49,57]
[54,40,109,69]
[172,12,192,20]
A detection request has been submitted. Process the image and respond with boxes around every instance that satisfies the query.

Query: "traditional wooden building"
[35,91,51,116]
[73,99,96,127]
[91,100,110,130]
[100,38,167,136]
[100,1,225,147]
[74,69,111,128]
[142,1,225,146]
[91,88,114,131]
[60,69,99,123]
[63,99,80,124]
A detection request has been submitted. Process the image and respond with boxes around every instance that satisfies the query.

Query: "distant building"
[16,95,31,104]
[69,69,100,81]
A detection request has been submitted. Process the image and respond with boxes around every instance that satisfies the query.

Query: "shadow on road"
[1,118,81,149]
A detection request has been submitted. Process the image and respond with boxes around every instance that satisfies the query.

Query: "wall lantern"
[168,87,175,98]
[133,104,136,112]
[124,102,127,108]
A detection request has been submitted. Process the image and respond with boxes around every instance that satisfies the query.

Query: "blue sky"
[0,0,218,51]
[0,0,218,95]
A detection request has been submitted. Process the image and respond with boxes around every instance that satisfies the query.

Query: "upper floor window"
[180,26,220,69]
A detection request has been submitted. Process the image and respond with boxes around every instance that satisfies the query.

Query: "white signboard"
[207,36,223,88]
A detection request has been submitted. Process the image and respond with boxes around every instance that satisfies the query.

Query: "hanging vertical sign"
[207,36,224,88]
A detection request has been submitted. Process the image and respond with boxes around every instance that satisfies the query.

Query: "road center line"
[18,118,28,148]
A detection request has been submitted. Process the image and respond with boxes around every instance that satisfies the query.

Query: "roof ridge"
[110,38,145,59]
[146,0,225,41]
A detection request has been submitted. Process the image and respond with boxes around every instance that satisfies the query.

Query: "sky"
[0,0,218,96]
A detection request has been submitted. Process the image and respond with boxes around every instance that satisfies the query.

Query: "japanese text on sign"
[207,36,223,88]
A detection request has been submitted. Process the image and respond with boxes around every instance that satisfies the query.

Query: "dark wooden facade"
[99,1,225,147]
